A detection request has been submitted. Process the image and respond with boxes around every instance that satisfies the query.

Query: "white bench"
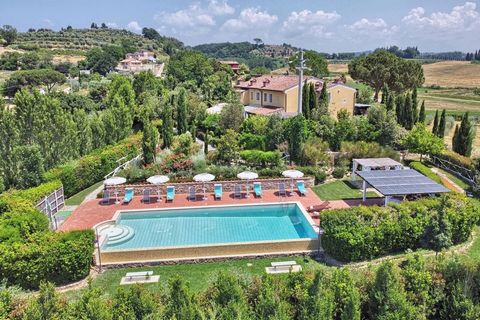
[125,271,153,280]
[271,261,297,269]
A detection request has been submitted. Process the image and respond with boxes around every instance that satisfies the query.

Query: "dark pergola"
[355,169,450,206]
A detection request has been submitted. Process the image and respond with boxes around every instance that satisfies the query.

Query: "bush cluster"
[321,194,479,262]
[44,134,141,198]
[239,150,281,168]
[0,181,94,289]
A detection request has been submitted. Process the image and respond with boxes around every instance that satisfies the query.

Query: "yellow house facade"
[235,75,356,117]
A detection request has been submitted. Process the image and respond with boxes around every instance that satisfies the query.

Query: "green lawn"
[436,168,471,190]
[312,180,378,201]
[68,256,326,299]
[65,181,103,206]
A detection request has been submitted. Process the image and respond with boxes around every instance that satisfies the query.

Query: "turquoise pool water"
[103,204,317,251]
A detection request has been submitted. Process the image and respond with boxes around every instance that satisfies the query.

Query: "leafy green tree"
[381,85,389,104]
[68,280,111,320]
[111,285,156,320]
[142,121,159,165]
[438,109,447,138]
[265,114,284,150]
[74,109,93,156]
[0,104,19,189]
[167,50,214,88]
[0,51,21,70]
[403,93,414,129]
[357,85,374,104]
[302,136,330,166]
[386,94,395,112]
[302,80,310,118]
[208,271,252,319]
[0,25,17,45]
[402,123,444,161]
[422,197,453,253]
[22,282,65,320]
[90,112,106,150]
[254,276,291,320]
[452,112,474,157]
[349,50,424,100]
[418,100,426,123]
[219,101,244,132]
[400,252,433,317]
[367,104,399,146]
[12,144,44,189]
[164,277,200,320]
[176,87,189,134]
[369,262,418,320]
[318,81,329,115]
[289,50,329,78]
[216,129,240,164]
[171,132,198,157]
[308,83,317,118]
[432,110,439,136]
[132,70,163,101]
[5,69,66,96]
[83,46,124,75]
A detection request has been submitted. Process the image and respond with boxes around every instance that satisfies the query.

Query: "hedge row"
[0,180,95,289]
[0,230,94,289]
[239,150,282,168]
[321,194,479,262]
[44,134,141,198]
[408,161,444,185]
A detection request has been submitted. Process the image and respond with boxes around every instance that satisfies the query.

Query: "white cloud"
[222,7,278,31]
[43,19,54,27]
[402,2,479,31]
[208,0,235,16]
[126,21,142,33]
[282,10,340,38]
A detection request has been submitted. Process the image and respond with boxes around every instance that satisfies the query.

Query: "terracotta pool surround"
[95,202,320,265]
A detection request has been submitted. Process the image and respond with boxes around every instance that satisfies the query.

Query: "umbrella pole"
[115,186,119,204]
[158,186,161,203]
[246,179,250,198]
[203,182,206,200]
[291,178,294,196]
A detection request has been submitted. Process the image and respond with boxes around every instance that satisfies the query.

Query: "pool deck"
[59,189,384,232]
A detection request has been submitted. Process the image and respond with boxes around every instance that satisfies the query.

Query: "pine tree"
[437,109,446,138]
[432,110,439,135]
[418,101,426,123]
[142,121,159,165]
[308,83,317,119]
[404,94,413,130]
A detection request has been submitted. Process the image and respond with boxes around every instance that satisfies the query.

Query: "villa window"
[250,91,253,100]
[269,94,273,103]
[264,93,267,101]
[256,92,260,100]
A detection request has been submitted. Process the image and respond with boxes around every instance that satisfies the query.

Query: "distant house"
[219,60,240,73]
[116,50,164,76]
[234,75,356,118]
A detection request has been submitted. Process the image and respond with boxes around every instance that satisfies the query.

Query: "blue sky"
[1,0,479,52]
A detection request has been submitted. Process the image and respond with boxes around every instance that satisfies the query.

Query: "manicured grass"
[408,161,443,185]
[436,168,471,190]
[464,227,480,261]
[65,181,103,206]
[312,180,378,201]
[71,256,325,299]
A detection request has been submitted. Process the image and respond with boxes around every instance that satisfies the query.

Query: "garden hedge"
[44,134,141,198]
[0,180,95,289]
[321,194,479,262]
[408,161,443,185]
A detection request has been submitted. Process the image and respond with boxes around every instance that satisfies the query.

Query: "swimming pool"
[96,203,319,264]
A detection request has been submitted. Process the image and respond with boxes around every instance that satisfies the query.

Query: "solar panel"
[355,169,450,196]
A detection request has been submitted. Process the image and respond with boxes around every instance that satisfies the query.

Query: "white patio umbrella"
[147,175,169,202]
[237,171,258,198]
[282,170,304,195]
[104,177,127,204]
[193,173,215,200]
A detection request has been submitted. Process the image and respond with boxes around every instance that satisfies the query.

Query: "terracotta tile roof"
[235,75,321,92]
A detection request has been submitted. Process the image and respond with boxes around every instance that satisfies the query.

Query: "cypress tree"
[386,95,394,112]
[176,87,188,134]
[452,124,459,153]
[404,94,413,130]
[381,86,389,104]
[418,101,426,123]
[437,109,446,138]
[318,81,329,114]
[162,97,174,148]
[432,110,439,135]
[454,112,474,156]
[395,95,404,126]
[302,80,310,118]
[412,88,418,124]
[308,83,317,119]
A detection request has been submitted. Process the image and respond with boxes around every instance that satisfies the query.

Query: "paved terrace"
[59,189,384,231]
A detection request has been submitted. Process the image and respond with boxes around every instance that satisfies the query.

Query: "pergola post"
[384,196,390,207]
[362,180,366,202]
[351,160,358,181]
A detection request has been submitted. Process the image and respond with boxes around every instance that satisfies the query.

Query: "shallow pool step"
[100,225,135,245]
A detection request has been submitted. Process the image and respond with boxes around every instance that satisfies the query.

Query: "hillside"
[12,28,183,54]
[192,41,293,70]
[423,60,480,88]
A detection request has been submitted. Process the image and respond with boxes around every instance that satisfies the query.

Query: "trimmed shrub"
[44,134,141,197]
[321,194,479,262]
[296,166,327,184]
[332,167,347,179]
[408,162,443,185]
[239,150,281,169]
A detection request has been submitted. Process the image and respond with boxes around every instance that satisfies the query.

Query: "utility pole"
[296,49,308,115]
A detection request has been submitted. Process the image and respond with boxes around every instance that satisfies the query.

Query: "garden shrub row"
[408,161,444,185]
[239,150,281,168]
[431,150,477,183]
[0,181,95,289]
[321,194,479,262]
[44,134,141,198]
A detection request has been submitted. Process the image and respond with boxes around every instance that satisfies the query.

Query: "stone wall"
[104,177,314,196]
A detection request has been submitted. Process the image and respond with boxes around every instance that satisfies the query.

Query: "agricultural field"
[418,87,480,113]
[327,62,348,74]
[423,60,480,88]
